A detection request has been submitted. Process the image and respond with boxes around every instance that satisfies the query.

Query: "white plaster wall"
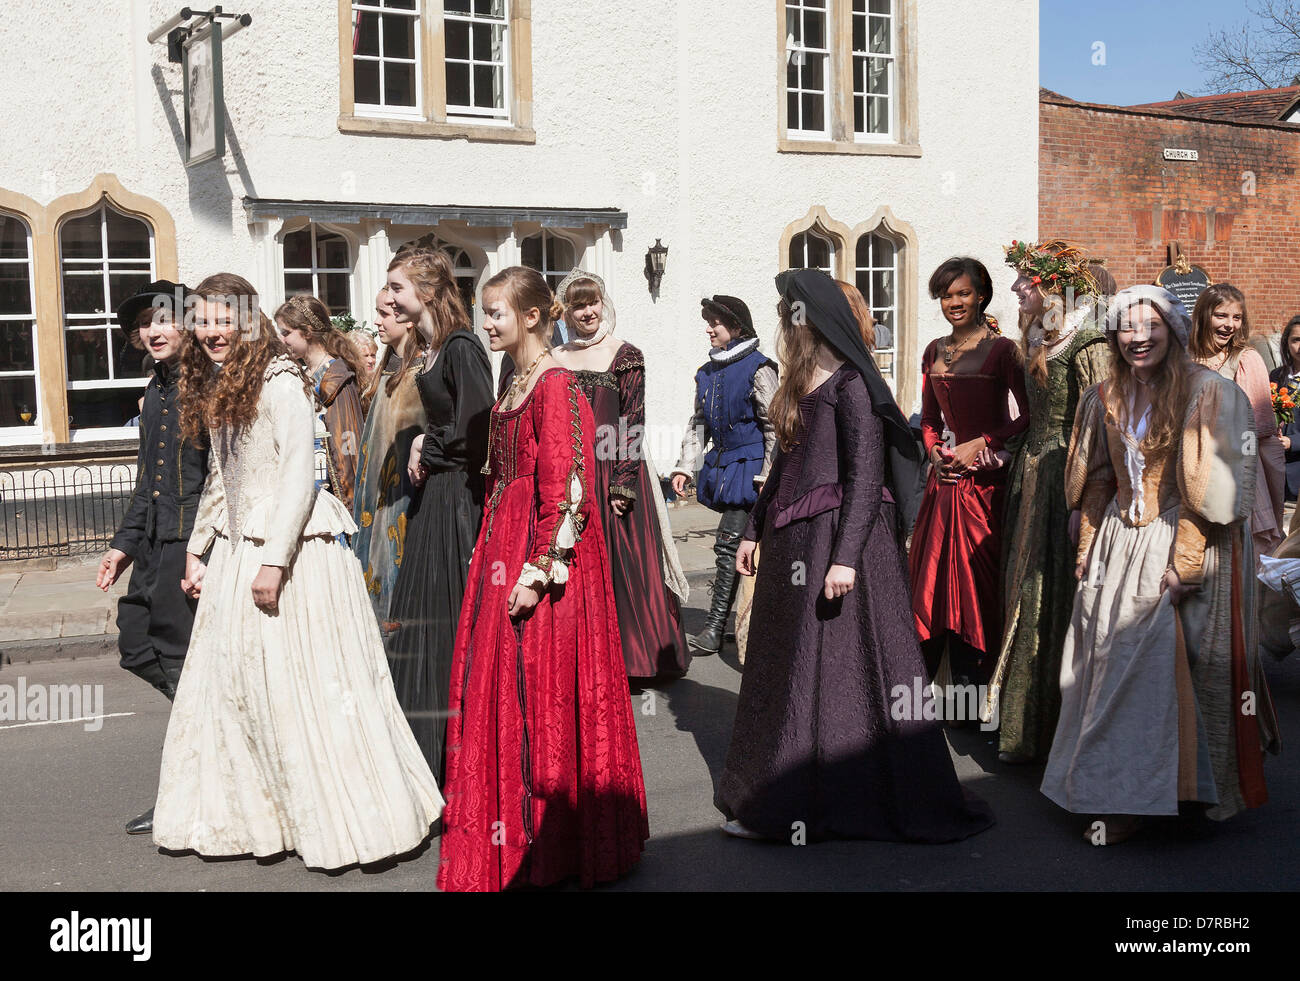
[0,0,1038,448]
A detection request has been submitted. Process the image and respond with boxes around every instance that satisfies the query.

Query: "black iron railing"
[0,465,138,559]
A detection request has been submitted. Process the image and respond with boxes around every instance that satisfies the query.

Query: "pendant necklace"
[944,325,986,367]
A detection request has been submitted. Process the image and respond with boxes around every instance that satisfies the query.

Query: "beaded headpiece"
[285,293,332,334]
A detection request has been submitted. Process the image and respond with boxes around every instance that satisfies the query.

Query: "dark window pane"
[787,91,799,129]
[0,321,35,371]
[473,65,502,108]
[475,0,505,15]
[68,385,146,430]
[520,235,542,270]
[801,93,824,131]
[105,209,151,259]
[284,273,314,297]
[383,12,415,59]
[385,0,418,10]
[867,57,890,95]
[870,14,891,53]
[62,273,107,316]
[61,212,103,260]
[867,95,888,133]
[786,8,799,43]
[65,328,109,381]
[855,267,871,299]
[853,0,867,13]
[444,0,472,12]
[110,272,153,310]
[550,237,575,270]
[283,228,311,269]
[0,215,28,259]
[870,0,890,14]
[473,22,501,60]
[318,273,351,317]
[854,95,864,132]
[384,61,416,107]
[0,376,37,427]
[445,19,470,58]
[806,234,830,270]
[317,231,350,270]
[0,264,31,315]
[873,270,895,306]
[354,59,380,104]
[853,15,866,52]
[355,11,380,56]
[804,53,824,90]
[804,11,825,48]
[786,60,800,89]
[456,276,476,313]
[788,235,803,269]
[446,61,471,106]
[871,234,895,267]
[113,331,148,378]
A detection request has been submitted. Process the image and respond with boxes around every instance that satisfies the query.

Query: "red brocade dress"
[436,368,649,892]
[909,336,1029,662]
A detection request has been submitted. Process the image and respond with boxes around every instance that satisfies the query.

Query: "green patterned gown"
[992,325,1110,760]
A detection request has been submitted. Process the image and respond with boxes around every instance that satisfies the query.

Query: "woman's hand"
[1160,567,1197,605]
[181,552,207,599]
[507,581,544,620]
[974,447,1010,471]
[610,496,630,517]
[736,539,758,577]
[671,473,689,497]
[947,437,987,476]
[251,565,285,614]
[1282,434,1292,451]
[823,563,855,600]
[96,548,132,591]
[407,435,428,487]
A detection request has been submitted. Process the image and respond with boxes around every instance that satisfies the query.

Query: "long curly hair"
[1102,300,1194,458]
[770,300,823,452]
[179,273,306,444]
[273,294,368,383]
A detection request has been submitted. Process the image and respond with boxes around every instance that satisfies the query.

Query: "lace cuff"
[520,471,586,588]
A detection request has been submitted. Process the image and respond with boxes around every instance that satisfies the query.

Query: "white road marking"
[0,712,136,730]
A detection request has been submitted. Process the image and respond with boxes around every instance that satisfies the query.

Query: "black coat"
[1269,363,1300,501]
[110,361,210,558]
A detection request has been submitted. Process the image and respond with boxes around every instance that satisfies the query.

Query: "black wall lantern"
[644,239,668,293]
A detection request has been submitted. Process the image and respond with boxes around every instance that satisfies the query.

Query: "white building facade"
[0,0,1038,462]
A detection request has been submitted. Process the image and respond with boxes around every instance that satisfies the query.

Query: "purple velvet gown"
[715,364,993,842]
[572,342,690,680]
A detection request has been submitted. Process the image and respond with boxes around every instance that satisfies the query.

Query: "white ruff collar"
[709,337,759,364]
[562,316,615,350]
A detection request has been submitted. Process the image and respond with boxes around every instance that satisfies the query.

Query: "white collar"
[709,337,759,364]
[1045,305,1093,360]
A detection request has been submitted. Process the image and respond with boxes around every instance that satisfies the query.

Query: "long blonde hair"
[1103,300,1194,457]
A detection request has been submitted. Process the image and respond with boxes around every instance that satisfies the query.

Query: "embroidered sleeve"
[919,341,945,455]
[610,345,646,501]
[672,380,709,479]
[752,363,779,485]
[518,373,590,591]
[1064,383,1115,570]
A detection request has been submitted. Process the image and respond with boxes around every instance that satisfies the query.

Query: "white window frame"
[352,1,424,120]
[789,228,836,275]
[855,230,898,385]
[61,202,155,441]
[282,223,354,317]
[0,213,40,439]
[521,230,576,292]
[852,0,896,142]
[444,0,512,124]
[785,0,832,139]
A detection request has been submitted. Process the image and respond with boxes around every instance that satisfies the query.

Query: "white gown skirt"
[153,533,444,870]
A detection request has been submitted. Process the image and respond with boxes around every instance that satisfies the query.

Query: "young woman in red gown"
[910,257,1029,690]
[436,266,648,892]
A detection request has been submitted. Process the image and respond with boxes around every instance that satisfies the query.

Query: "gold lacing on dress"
[517,384,589,590]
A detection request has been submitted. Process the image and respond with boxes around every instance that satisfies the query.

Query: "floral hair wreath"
[1003,240,1099,299]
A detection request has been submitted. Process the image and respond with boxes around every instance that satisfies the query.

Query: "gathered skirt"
[153,532,444,870]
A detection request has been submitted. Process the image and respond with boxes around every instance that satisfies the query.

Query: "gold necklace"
[481,348,548,476]
[943,326,986,367]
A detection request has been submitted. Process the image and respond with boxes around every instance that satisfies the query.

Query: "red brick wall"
[1040,100,1300,343]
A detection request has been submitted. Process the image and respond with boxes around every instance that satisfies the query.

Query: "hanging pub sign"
[1155,254,1210,310]
[183,24,224,165]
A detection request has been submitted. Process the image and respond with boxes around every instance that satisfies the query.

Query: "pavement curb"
[2,633,119,665]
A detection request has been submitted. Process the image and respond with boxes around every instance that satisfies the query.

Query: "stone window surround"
[337,0,536,144]
[0,175,177,448]
[776,0,920,157]
[778,204,919,411]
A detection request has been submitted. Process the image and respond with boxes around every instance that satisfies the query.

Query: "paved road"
[1,571,1297,891]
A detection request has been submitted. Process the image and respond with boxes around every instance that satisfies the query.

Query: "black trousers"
[117,538,197,672]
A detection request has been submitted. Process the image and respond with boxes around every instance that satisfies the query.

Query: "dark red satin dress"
[437,368,649,892]
[909,336,1029,661]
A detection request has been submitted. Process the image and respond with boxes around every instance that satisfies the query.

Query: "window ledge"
[778,138,921,158]
[338,114,536,144]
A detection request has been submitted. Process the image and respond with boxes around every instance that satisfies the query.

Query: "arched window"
[788,228,835,274]
[855,231,897,382]
[60,203,154,431]
[283,225,353,316]
[0,211,38,431]
[520,231,575,291]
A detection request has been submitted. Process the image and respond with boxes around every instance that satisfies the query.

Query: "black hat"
[701,295,755,339]
[775,268,924,535]
[115,280,191,344]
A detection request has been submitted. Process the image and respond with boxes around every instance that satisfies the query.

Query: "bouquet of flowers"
[1271,381,1294,427]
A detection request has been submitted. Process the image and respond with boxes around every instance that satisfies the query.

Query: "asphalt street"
[1,570,1297,892]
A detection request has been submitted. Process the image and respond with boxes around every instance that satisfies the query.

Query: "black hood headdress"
[774,268,924,534]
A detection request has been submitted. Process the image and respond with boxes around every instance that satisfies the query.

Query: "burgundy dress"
[909,336,1029,662]
[716,365,993,841]
[436,368,648,892]
[572,342,690,679]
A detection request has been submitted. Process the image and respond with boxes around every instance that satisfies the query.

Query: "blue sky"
[1040,0,1255,105]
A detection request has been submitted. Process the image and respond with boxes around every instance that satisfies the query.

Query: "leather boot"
[689,511,744,655]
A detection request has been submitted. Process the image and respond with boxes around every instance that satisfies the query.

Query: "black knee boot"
[123,655,183,834]
[689,509,746,655]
